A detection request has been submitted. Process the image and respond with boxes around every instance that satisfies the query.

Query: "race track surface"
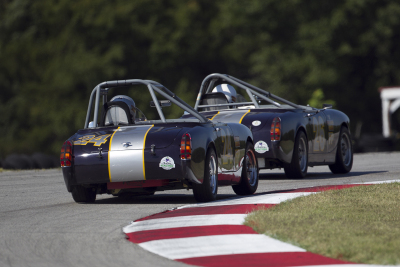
[1,152,399,267]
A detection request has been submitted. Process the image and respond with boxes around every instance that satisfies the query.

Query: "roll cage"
[84,79,208,129]
[194,73,306,111]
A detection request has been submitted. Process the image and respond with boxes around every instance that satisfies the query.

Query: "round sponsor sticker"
[255,141,269,153]
[159,156,175,170]
[252,120,261,126]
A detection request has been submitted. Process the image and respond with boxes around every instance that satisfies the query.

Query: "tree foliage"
[1,0,400,157]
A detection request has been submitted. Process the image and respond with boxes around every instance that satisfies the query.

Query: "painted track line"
[140,234,305,260]
[123,214,246,233]
[123,180,400,266]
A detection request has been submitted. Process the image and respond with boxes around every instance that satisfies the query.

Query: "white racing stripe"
[109,125,153,182]
[139,234,306,260]
[123,214,246,233]
[178,192,315,209]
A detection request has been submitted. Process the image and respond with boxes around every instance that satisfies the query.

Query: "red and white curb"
[123,180,400,267]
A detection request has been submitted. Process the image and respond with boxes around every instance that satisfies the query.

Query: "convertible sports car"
[60,79,258,203]
[185,73,353,178]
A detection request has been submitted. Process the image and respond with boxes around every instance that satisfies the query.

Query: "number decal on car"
[74,134,112,146]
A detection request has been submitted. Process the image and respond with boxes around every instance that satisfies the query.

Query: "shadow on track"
[93,193,236,205]
[259,171,387,180]
[88,171,388,205]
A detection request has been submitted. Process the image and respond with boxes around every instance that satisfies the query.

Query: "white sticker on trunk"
[159,156,175,170]
[255,141,269,153]
[252,120,261,126]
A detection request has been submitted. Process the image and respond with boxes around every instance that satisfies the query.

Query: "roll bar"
[194,73,304,111]
[84,79,208,128]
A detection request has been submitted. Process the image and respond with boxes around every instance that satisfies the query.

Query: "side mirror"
[150,100,172,107]
[88,121,95,128]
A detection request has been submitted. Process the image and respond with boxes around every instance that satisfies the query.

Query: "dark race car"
[186,73,353,179]
[60,79,258,203]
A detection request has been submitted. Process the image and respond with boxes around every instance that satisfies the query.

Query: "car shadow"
[93,171,387,205]
[93,193,235,205]
[259,171,387,180]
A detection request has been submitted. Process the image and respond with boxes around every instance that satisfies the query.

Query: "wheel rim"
[341,133,352,166]
[298,137,307,172]
[245,149,258,186]
[209,155,217,194]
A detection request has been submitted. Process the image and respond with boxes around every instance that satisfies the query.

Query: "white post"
[382,99,391,138]
[380,87,400,138]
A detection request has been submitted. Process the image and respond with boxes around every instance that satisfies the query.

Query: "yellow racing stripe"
[142,125,154,180]
[108,127,120,182]
[239,110,250,123]
[210,112,220,121]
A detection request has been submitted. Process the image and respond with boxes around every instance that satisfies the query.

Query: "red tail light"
[270,117,281,141]
[180,133,192,160]
[60,141,73,167]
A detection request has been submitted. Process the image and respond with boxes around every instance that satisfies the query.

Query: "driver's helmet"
[212,84,237,103]
[110,95,136,121]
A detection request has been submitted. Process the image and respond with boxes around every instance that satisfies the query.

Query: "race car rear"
[60,124,194,201]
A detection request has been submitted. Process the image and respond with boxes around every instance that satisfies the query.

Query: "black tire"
[232,142,259,195]
[284,131,308,179]
[193,148,218,202]
[329,126,353,174]
[71,185,96,203]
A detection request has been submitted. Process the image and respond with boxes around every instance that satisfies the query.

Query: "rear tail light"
[270,117,281,141]
[180,133,192,160]
[60,141,73,167]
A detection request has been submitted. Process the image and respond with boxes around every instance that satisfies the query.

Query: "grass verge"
[244,183,400,265]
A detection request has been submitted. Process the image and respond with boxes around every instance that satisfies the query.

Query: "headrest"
[103,101,133,126]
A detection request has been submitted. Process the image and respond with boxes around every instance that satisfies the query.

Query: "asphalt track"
[1,152,399,267]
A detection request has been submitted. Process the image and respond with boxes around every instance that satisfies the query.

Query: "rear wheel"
[193,148,218,202]
[329,126,353,174]
[71,185,96,203]
[232,142,259,195]
[284,131,308,179]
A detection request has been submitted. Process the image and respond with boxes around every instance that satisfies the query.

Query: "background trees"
[1,0,400,158]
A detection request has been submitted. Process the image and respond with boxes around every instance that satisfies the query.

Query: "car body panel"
[61,79,254,200]
[68,122,251,185]
[190,73,352,171]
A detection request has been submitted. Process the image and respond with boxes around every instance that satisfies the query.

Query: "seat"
[101,101,134,126]
[199,92,229,111]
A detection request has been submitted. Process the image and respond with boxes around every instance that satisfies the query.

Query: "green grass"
[244,183,400,265]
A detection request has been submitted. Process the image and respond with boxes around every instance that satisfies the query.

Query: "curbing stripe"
[126,225,258,243]
[123,180,400,266]
[178,192,315,209]
[178,252,352,267]
[139,234,306,260]
[123,214,246,233]
[134,204,275,222]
